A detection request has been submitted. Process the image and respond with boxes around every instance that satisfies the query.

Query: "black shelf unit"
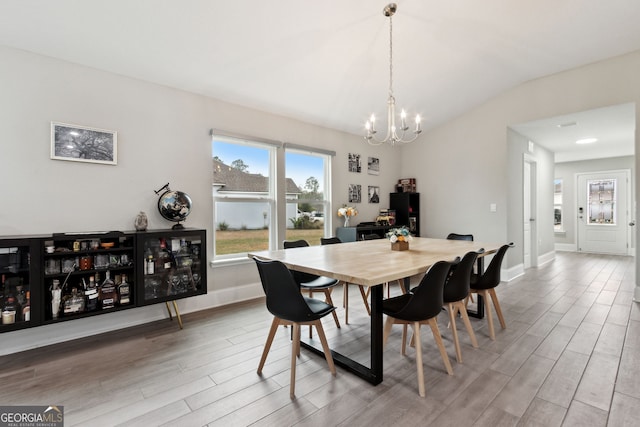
[41,231,137,324]
[0,237,41,333]
[0,228,207,333]
[390,192,420,236]
[136,229,206,306]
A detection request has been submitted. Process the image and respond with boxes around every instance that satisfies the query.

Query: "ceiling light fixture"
[365,3,422,146]
[576,138,598,144]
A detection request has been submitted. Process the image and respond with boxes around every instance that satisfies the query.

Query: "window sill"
[554,230,566,236]
[210,256,253,268]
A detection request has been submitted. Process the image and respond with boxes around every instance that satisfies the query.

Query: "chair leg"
[343,282,349,324]
[412,322,426,397]
[478,289,495,340]
[489,288,506,329]
[359,285,371,315]
[313,320,336,375]
[258,317,280,374]
[447,302,462,363]
[290,323,300,398]
[324,289,341,329]
[428,317,453,375]
[398,279,407,294]
[401,324,409,356]
[457,300,479,348]
[383,316,395,348]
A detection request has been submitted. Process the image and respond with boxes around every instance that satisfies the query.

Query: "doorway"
[577,170,631,255]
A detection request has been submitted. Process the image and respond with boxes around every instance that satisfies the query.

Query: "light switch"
[490,203,497,212]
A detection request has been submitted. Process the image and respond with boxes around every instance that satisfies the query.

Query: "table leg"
[299,284,383,385]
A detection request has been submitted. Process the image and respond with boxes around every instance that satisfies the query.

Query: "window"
[587,178,616,225]
[212,133,333,259]
[554,178,563,231]
[285,148,330,244]
[213,134,275,259]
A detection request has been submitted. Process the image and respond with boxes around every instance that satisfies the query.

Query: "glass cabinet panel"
[137,230,206,305]
[0,239,38,331]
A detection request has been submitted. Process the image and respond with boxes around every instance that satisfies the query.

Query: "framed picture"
[348,153,361,173]
[368,186,380,203]
[367,157,380,175]
[51,122,117,165]
[348,184,361,203]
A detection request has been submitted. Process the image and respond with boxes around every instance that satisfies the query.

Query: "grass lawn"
[215,228,325,255]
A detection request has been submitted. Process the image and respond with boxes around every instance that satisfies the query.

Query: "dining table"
[249,236,503,385]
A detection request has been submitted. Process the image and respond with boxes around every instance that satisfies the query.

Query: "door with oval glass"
[577,170,630,254]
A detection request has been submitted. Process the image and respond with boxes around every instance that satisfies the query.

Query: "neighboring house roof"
[213,159,301,194]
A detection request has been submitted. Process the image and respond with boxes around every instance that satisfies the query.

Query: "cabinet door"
[0,238,40,332]
[137,229,206,305]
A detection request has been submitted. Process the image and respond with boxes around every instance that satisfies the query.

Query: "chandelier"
[365,3,422,146]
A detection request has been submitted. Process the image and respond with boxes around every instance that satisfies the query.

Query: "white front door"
[577,170,630,255]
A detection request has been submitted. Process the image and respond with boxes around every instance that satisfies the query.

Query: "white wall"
[0,45,400,354]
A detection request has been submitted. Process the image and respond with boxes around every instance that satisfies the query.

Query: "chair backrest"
[447,233,474,241]
[474,243,513,290]
[282,239,318,284]
[253,257,318,322]
[320,237,342,245]
[393,260,454,321]
[443,249,483,303]
[362,234,381,240]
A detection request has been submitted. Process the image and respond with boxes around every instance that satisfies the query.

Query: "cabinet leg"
[165,300,183,329]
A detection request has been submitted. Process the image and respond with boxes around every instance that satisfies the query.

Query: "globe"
[157,189,192,229]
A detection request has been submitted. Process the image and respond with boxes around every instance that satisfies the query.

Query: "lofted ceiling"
[1,0,640,147]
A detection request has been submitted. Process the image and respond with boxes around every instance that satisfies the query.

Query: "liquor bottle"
[63,287,85,314]
[146,255,155,275]
[99,271,117,309]
[85,276,99,311]
[22,291,30,322]
[2,294,17,324]
[118,274,131,305]
[158,238,172,270]
[51,279,62,319]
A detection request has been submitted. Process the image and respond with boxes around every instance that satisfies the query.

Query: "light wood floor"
[2,251,639,426]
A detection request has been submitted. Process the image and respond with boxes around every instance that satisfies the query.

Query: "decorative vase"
[135,211,148,231]
[344,216,350,227]
[391,241,409,251]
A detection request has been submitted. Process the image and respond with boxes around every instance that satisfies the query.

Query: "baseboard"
[538,250,555,267]
[555,243,577,252]
[503,263,524,281]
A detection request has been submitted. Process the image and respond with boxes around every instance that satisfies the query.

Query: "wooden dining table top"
[249,237,501,287]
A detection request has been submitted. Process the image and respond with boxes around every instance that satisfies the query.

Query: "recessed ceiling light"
[576,138,598,144]
[557,121,577,128]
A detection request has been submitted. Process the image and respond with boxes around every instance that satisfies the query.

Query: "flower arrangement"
[337,205,358,226]
[386,226,413,243]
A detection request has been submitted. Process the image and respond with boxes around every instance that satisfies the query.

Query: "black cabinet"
[0,228,207,333]
[136,229,206,305]
[0,237,40,332]
[390,192,420,236]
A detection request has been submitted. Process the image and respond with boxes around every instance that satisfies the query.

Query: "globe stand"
[172,222,185,230]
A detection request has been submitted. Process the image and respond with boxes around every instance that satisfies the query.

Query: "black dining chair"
[446,233,474,241]
[382,259,455,397]
[320,237,370,324]
[468,243,513,340]
[443,249,483,363]
[283,240,341,336]
[253,257,336,398]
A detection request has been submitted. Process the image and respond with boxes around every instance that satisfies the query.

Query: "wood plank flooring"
[1,251,639,426]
